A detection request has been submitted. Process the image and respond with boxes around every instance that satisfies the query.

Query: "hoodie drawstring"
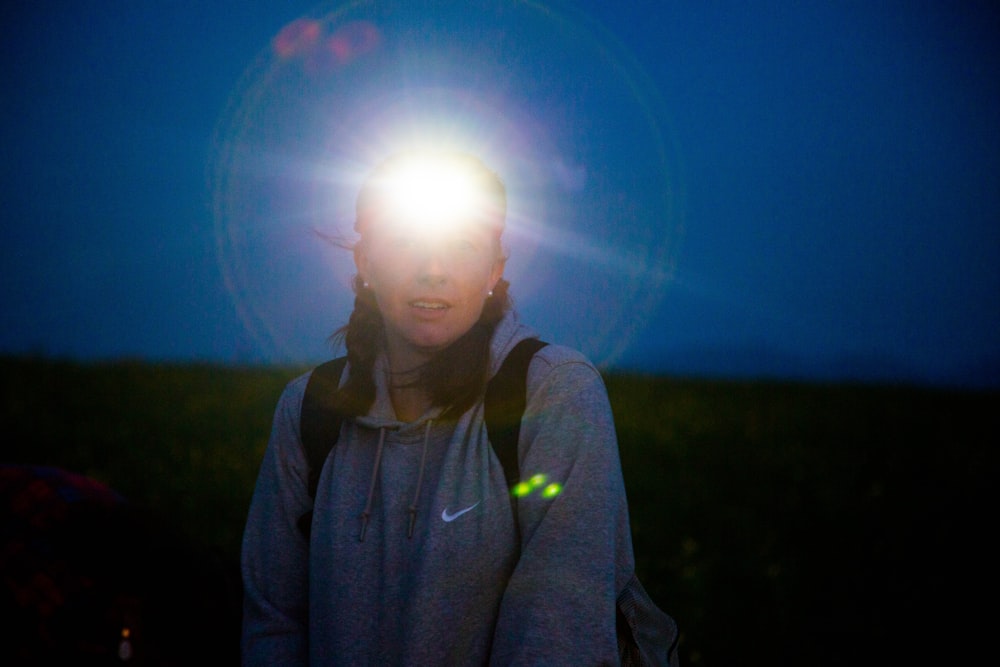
[358,421,434,541]
[358,427,387,542]
[407,420,433,539]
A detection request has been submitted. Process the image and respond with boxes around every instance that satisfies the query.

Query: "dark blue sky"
[3,1,998,388]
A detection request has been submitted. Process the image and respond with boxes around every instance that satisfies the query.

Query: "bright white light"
[370,154,491,233]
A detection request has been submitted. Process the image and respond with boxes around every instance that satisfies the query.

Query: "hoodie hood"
[486,308,541,379]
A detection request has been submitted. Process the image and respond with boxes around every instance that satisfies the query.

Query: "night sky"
[3,1,998,389]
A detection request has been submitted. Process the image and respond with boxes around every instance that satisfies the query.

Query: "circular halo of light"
[208,0,684,367]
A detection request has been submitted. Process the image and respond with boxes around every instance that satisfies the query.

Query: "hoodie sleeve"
[489,349,633,666]
[240,375,312,667]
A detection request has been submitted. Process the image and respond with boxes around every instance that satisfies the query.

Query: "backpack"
[297,338,680,666]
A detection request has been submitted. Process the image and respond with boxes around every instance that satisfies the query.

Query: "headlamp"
[355,152,506,236]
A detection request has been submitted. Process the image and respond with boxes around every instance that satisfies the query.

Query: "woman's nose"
[416,246,448,284]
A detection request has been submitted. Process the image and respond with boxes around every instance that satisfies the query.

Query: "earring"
[363,281,370,289]
[487,290,494,297]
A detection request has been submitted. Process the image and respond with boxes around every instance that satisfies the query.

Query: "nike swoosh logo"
[441,501,481,522]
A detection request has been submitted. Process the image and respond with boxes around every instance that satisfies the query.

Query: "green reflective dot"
[512,482,533,497]
[542,483,563,499]
[529,474,547,488]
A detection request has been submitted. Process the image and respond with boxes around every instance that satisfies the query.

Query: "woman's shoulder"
[272,369,312,415]
[530,341,595,369]
[515,341,614,425]
[523,341,606,393]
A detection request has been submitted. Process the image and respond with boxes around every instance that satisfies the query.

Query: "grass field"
[3,356,996,665]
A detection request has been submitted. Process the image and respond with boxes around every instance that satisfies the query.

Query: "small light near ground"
[118,627,133,661]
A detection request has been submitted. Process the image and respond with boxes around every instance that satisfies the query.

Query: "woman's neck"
[383,338,440,421]
[388,382,431,422]
[383,349,429,422]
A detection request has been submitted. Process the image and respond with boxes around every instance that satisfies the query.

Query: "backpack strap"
[484,338,549,492]
[297,355,348,537]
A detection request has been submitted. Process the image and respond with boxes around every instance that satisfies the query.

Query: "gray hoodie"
[241,310,636,665]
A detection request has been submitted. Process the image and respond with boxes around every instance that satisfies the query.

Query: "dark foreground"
[2,357,996,665]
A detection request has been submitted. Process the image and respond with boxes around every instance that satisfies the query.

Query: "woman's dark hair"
[330,277,511,418]
[328,151,511,419]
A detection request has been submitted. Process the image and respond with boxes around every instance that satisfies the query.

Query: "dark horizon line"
[3,347,997,392]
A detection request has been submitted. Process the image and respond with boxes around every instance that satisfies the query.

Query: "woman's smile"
[410,298,450,311]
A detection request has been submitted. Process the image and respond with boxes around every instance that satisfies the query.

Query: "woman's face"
[355,215,505,370]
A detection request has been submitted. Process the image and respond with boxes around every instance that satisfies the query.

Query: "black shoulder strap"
[297,356,348,537]
[484,338,548,491]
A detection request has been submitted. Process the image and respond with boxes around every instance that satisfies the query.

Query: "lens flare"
[528,474,547,487]
[512,481,533,498]
[272,19,322,59]
[511,473,561,499]
[541,483,563,499]
[209,1,682,365]
[273,18,381,72]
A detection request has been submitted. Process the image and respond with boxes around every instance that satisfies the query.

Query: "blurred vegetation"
[2,356,996,665]
[1,357,300,557]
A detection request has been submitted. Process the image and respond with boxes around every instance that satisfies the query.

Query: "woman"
[241,151,645,665]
